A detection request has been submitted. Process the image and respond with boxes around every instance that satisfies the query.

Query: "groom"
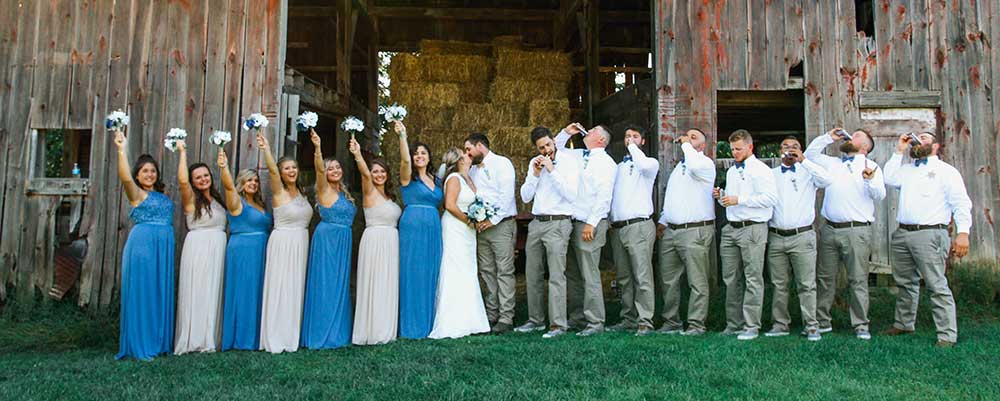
[465,133,518,334]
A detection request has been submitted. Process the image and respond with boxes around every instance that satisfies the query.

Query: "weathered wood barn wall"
[0,0,287,310]
[654,0,1000,263]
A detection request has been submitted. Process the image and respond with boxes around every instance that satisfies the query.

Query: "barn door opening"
[716,90,807,168]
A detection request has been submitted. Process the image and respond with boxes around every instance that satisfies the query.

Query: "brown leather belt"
[667,220,714,230]
[899,223,947,231]
[769,225,813,237]
[728,220,765,229]
[611,217,650,229]
[826,221,871,229]
[534,215,570,222]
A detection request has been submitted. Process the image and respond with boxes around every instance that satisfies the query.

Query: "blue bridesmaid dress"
[220,200,273,351]
[301,194,357,349]
[116,191,176,360]
[398,178,443,339]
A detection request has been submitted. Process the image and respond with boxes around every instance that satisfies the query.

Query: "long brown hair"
[276,156,305,195]
[188,163,224,220]
[235,169,265,206]
[323,157,354,203]
[132,154,165,192]
[370,158,396,202]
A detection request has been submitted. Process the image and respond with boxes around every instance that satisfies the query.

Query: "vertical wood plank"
[988,0,1000,257]
[836,0,861,130]
[784,0,805,86]
[803,1,826,141]
[223,0,248,146]
[747,0,766,89]
[31,0,76,129]
[67,0,100,129]
[200,0,230,167]
[764,0,786,89]
[238,0,267,181]
[875,0,895,90]
[891,0,914,90]
[725,0,748,89]
[910,0,931,89]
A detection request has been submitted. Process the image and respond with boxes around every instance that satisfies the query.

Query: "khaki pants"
[767,230,819,331]
[567,220,609,329]
[610,220,656,328]
[720,223,768,332]
[524,219,573,329]
[816,224,871,331]
[891,228,958,343]
[657,224,714,331]
[477,218,517,325]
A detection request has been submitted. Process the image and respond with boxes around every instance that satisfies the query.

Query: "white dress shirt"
[658,143,716,225]
[884,154,972,234]
[554,130,617,226]
[610,144,660,222]
[769,160,832,230]
[804,133,887,223]
[721,155,778,223]
[470,150,518,224]
[520,148,580,216]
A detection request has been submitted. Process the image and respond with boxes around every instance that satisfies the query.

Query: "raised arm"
[627,143,659,178]
[114,130,145,206]
[257,132,285,198]
[395,121,412,186]
[349,136,373,196]
[443,175,472,224]
[311,129,330,197]
[681,142,715,183]
[804,129,839,168]
[177,141,195,215]
[520,157,541,203]
[218,149,242,215]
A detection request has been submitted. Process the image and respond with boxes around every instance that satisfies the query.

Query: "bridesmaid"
[301,129,357,349]
[396,121,444,339]
[113,129,175,360]
[174,141,228,354]
[257,131,314,354]
[350,136,402,345]
[218,149,273,351]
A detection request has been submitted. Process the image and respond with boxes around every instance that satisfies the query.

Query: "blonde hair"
[323,158,354,203]
[235,169,264,206]
[441,147,464,179]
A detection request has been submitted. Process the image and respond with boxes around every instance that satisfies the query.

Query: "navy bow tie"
[623,155,632,163]
[583,150,591,157]
[734,161,745,169]
[914,158,928,167]
[781,165,796,173]
[841,155,854,163]
[679,157,685,164]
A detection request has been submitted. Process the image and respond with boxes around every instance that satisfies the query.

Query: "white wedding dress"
[428,173,491,339]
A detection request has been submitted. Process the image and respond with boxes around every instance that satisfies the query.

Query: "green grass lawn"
[2,267,999,401]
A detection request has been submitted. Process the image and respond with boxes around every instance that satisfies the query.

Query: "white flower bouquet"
[379,104,408,123]
[105,110,129,131]
[466,196,499,223]
[164,128,188,152]
[296,111,318,132]
[243,113,269,131]
[209,130,232,148]
[341,116,364,138]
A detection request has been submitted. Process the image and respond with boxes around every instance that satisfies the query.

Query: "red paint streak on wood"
[860,53,876,86]
[895,5,906,23]
[880,0,890,14]
[805,83,820,106]
[901,23,913,41]
[668,30,675,40]
[984,208,994,228]
[885,83,894,91]
[840,67,858,99]
[882,43,892,57]
[176,0,192,11]
[977,165,992,174]
[970,66,982,88]
[172,49,185,66]
[935,48,946,69]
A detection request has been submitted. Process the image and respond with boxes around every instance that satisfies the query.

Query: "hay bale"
[390,82,461,108]
[405,106,455,134]
[456,81,490,103]
[491,35,524,56]
[389,53,423,82]
[489,78,568,103]
[495,49,573,82]
[415,129,471,162]
[419,39,492,57]
[452,103,528,132]
[528,99,571,130]
[420,55,492,82]
[488,126,538,159]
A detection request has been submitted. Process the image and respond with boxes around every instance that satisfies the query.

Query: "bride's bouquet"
[466,196,499,223]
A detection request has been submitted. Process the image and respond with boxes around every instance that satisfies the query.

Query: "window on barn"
[30,129,92,179]
[715,90,806,167]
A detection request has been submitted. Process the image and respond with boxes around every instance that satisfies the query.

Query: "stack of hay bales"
[387,37,573,213]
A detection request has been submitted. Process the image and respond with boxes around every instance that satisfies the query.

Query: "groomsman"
[516,127,581,338]
[715,129,778,341]
[804,128,886,340]
[466,133,518,334]
[883,132,971,347]
[656,128,716,336]
[765,137,831,341]
[608,125,659,336]
[555,123,617,336]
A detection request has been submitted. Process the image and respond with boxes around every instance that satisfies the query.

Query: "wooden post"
[582,0,600,127]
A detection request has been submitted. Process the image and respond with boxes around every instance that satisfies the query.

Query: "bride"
[428,148,491,339]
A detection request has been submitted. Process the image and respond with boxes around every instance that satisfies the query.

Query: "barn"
[1,0,997,312]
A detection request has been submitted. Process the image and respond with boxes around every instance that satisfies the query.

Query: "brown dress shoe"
[935,340,956,348]
[884,327,915,336]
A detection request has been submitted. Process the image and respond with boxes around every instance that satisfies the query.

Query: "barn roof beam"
[289,6,649,24]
